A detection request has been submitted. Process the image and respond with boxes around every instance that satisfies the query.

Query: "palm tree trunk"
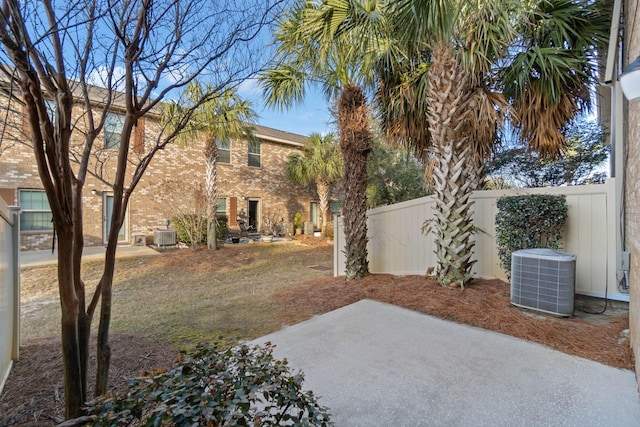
[316,177,331,227]
[338,84,372,280]
[204,138,218,250]
[427,44,477,288]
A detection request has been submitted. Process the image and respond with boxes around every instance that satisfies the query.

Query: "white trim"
[253,132,305,147]
[604,0,623,83]
[103,193,129,244]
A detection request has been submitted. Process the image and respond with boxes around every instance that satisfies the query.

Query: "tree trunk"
[96,116,136,395]
[338,85,372,280]
[205,138,218,251]
[56,228,85,418]
[427,44,477,287]
[95,237,117,396]
[72,182,91,407]
[316,177,331,227]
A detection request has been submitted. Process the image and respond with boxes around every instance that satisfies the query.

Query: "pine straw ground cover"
[1,239,633,425]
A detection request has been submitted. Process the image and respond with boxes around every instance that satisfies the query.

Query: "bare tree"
[0,0,282,418]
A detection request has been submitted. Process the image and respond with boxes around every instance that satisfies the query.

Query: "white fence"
[0,198,20,393]
[335,179,627,301]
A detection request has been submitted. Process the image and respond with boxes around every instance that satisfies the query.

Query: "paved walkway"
[20,244,158,267]
[254,300,640,427]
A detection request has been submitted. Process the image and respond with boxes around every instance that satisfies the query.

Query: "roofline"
[251,124,307,147]
[253,132,305,147]
[0,73,306,144]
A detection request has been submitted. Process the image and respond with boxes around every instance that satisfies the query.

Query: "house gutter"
[604,0,623,83]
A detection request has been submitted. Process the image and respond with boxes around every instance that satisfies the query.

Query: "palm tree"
[165,82,256,250]
[260,1,386,279]
[372,0,610,286]
[286,132,343,227]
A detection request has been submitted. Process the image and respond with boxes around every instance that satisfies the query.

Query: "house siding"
[624,0,640,387]
[0,95,319,249]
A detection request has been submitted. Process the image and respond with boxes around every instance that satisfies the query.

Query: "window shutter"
[133,117,145,154]
[229,197,238,226]
[0,188,15,205]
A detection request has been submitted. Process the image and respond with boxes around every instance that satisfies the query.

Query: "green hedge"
[495,194,568,275]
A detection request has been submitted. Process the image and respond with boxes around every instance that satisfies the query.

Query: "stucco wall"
[624,0,640,387]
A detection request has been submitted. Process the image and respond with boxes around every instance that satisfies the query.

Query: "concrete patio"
[254,300,640,427]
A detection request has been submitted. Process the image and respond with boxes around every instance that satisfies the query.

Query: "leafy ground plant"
[84,342,331,426]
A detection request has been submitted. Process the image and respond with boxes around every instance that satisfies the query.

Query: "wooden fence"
[335,179,627,301]
[0,198,20,393]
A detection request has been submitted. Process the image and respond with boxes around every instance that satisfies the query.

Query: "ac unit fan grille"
[510,249,576,317]
[154,230,177,246]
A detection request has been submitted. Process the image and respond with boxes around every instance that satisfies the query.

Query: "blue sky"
[237,78,334,137]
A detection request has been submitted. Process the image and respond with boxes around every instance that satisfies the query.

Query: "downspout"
[603,0,630,297]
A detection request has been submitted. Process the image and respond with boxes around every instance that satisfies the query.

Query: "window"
[216,198,227,216]
[19,189,53,231]
[248,140,261,167]
[216,137,230,163]
[105,113,125,149]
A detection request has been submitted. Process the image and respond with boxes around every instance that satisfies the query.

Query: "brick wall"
[623,0,640,387]
[0,96,320,249]
[127,131,319,239]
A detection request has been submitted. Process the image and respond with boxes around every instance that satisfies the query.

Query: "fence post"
[10,206,20,361]
[333,217,341,277]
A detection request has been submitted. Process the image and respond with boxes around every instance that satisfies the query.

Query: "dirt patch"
[0,333,177,426]
[1,245,632,425]
[147,243,257,273]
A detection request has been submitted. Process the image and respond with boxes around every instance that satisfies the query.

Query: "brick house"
[620,0,640,388]
[0,91,333,250]
[605,0,639,387]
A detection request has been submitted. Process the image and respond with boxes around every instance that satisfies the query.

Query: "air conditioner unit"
[154,229,177,247]
[132,233,146,246]
[510,248,576,317]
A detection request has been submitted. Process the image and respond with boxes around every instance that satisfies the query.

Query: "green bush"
[216,215,229,240]
[85,343,331,426]
[172,215,229,248]
[294,212,303,230]
[172,214,207,247]
[495,194,568,276]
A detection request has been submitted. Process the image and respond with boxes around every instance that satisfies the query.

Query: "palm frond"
[285,132,343,186]
[513,80,580,158]
[259,66,308,110]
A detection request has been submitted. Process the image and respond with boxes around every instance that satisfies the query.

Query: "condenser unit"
[154,229,177,247]
[132,233,146,246]
[510,248,576,317]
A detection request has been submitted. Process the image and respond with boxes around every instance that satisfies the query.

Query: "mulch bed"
[275,275,633,370]
[1,334,177,426]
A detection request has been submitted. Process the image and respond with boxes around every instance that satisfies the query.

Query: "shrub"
[173,215,229,249]
[322,221,334,239]
[294,212,303,230]
[495,194,568,276]
[85,343,331,426]
[172,214,207,249]
[216,215,229,241]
